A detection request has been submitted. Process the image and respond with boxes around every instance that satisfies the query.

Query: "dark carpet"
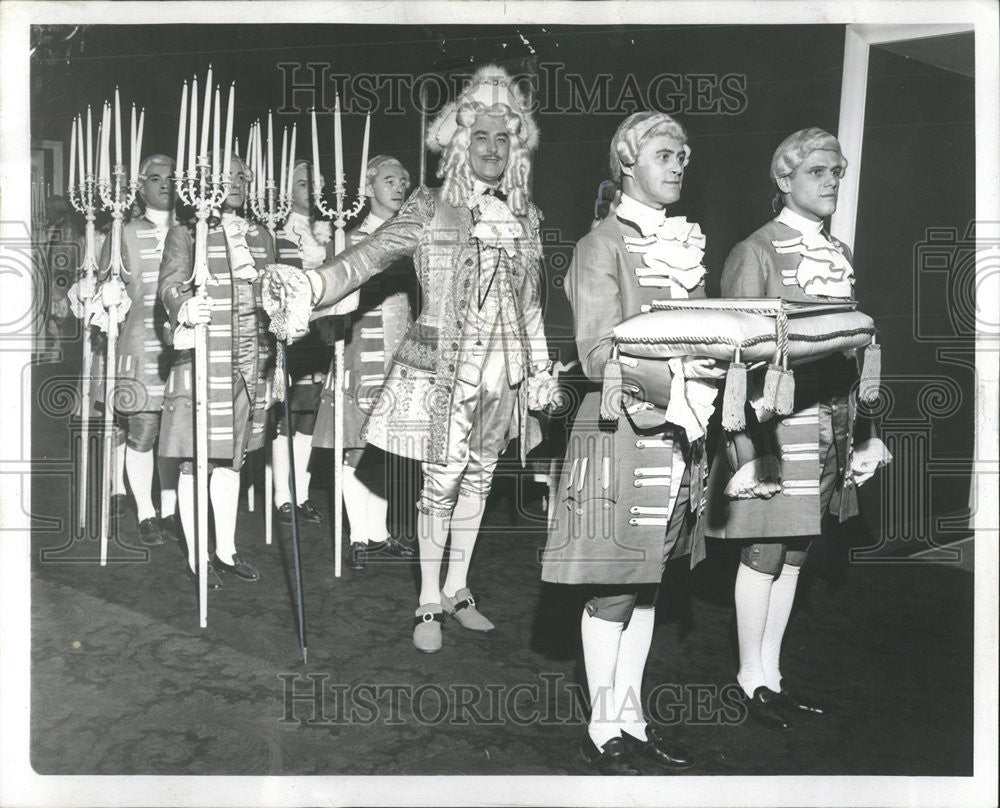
[29,354,973,777]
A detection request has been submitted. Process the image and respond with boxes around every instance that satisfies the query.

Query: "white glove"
[263,263,313,343]
[50,296,70,319]
[682,356,727,381]
[178,296,212,326]
[67,275,97,319]
[88,279,131,333]
[526,369,557,411]
[724,455,783,500]
[851,437,892,487]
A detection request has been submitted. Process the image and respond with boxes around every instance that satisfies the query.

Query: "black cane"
[280,341,308,664]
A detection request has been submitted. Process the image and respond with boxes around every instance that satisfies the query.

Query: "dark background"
[31,22,976,547]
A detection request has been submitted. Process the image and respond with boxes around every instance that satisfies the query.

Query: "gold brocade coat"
[309,186,549,466]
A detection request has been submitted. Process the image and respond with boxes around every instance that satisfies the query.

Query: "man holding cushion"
[706,128,890,730]
[541,111,723,775]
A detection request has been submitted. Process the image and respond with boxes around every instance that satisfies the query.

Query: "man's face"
[139,161,175,212]
[624,134,687,209]
[291,168,312,215]
[779,149,844,221]
[223,158,248,210]
[468,114,510,184]
[367,162,409,218]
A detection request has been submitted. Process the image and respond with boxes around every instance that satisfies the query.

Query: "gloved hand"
[67,275,97,319]
[851,437,892,486]
[724,455,783,500]
[526,369,557,411]
[263,263,312,343]
[178,296,212,326]
[682,356,727,381]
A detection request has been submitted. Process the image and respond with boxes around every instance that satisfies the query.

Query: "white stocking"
[613,606,655,738]
[761,563,801,692]
[735,563,774,697]
[210,467,241,564]
[125,447,156,521]
[417,510,449,605]
[114,438,126,496]
[581,609,624,748]
[342,464,389,544]
[271,437,291,508]
[292,431,313,504]
[442,492,486,598]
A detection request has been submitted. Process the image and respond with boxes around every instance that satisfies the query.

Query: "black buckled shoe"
[214,553,261,582]
[296,500,323,525]
[346,542,368,572]
[747,686,792,731]
[185,562,223,590]
[621,725,695,770]
[777,683,828,716]
[137,516,166,547]
[581,734,640,776]
[159,514,181,542]
[276,503,294,526]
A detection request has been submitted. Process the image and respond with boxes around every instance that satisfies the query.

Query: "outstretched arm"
[306,186,435,312]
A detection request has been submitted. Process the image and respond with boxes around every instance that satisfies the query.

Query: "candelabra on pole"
[310,99,369,578]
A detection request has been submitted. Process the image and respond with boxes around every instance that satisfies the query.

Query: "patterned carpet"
[29,355,973,777]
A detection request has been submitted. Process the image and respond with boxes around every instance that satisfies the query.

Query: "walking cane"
[251,115,308,661]
[311,101,368,577]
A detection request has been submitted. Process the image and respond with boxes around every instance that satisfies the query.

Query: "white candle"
[311,109,320,194]
[129,103,137,183]
[279,125,287,199]
[267,111,274,189]
[77,115,86,186]
[69,117,77,191]
[86,106,93,177]
[200,65,212,160]
[246,122,256,199]
[358,112,370,197]
[136,108,145,180]
[101,103,111,183]
[287,123,297,197]
[334,94,343,186]
[212,85,220,181]
[114,88,122,168]
[176,81,187,181]
[222,82,234,179]
[188,76,198,178]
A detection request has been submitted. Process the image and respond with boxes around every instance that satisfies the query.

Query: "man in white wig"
[542,111,721,774]
[706,128,890,730]
[312,154,416,571]
[272,159,331,527]
[93,154,180,547]
[267,65,554,652]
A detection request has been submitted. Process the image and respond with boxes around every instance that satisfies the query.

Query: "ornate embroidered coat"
[96,214,174,414]
[157,219,277,465]
[312,216,415,451]
[705,216,869,540]
[541,211,710,587]
[309,186,548,466]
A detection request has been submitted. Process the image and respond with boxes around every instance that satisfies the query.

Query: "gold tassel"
[859,342,881,404]
[763,363,795,416]
[721,361,747,431]
[600,349,623,421]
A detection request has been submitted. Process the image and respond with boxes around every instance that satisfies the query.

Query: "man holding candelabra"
[312,154,417,571]
[158,152,278,587]
[267,64,555,652]
[91,153,181,547]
